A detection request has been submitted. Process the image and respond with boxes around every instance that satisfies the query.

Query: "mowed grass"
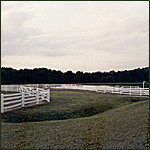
[1,89,146,123]
[1,89,149,149]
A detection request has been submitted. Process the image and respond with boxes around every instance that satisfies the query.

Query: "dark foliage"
[1,67,149,84]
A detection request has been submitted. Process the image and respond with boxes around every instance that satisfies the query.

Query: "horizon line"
[1,65,149,74]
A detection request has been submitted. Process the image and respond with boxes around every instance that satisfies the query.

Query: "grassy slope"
[102,100,149,149]
[1,89,149,149]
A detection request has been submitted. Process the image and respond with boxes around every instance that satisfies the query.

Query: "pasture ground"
[1,89,149,149]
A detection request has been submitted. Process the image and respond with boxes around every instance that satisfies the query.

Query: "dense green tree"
[1,67,149,84]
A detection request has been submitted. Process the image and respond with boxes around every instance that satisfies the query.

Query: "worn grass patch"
[82,118,105,149]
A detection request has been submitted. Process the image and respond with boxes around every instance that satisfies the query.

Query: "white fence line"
[2,84,149,97]
[1,85,50,113]
[41,84,149,96]
[50,84,149,97]
[1,84,149,113]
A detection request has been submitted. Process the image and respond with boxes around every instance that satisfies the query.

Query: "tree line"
[1,67,149,85]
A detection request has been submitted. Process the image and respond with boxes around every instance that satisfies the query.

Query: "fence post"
[6,85,8,92]
[36,89,39,104]
[96,86,98,92]
[120,87,123,95]
[104,86,106,93]
[130,86,132,95]
[1,94,4,113]
[17,85,19,92]
[22,92,25,107]
[140,88,142,96]
[47,89,50,102]
[90,86,92,91]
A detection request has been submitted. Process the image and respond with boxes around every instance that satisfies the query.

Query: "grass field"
[1,89,149,149]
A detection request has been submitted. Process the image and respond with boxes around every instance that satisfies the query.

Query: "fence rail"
[1,84,149,113]
[40,84,149,96]
[50,84,149,97]
[1,85,50,113]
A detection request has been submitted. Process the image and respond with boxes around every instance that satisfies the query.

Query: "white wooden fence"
[49,84,149,96]
[1,84,148,113]
[1,85,50,113]
[1,84,39,92]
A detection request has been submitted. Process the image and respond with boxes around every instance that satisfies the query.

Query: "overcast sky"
[1,1,149,73]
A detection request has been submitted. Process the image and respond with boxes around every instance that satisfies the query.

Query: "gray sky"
[1,1,149,73]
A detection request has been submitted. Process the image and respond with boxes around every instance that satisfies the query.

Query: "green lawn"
[1,89,149,149]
